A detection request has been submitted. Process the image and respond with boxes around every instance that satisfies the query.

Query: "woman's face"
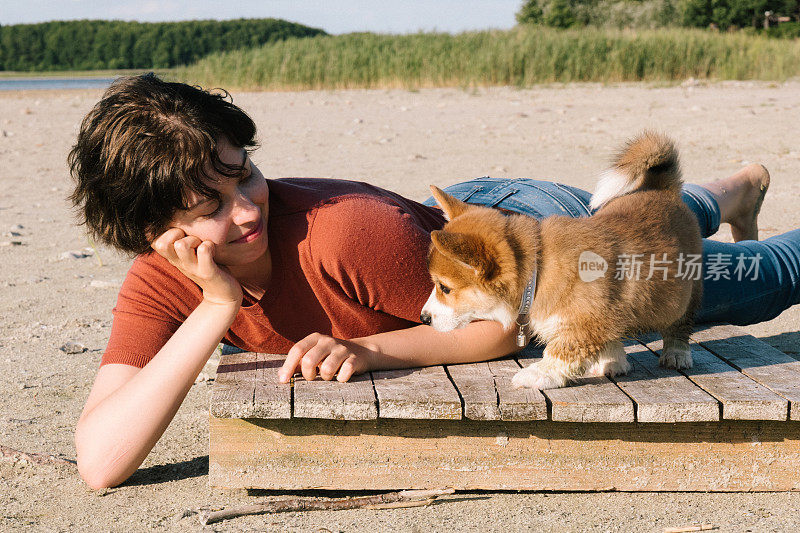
[168,137,269,267]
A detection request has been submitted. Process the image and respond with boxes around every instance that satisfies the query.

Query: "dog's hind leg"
[659,285,701,370]
[659,332,693,370]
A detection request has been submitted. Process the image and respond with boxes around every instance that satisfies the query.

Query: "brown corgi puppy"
[421,132,703,389]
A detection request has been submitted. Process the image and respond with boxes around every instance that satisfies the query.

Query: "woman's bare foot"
[700,163,770,242]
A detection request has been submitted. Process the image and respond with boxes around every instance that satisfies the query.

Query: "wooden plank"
[612,340,719,423]
[210,417,800,491]
[293,372,377,420]
[211,352,258,418]
[516,344,634,422]
[691,323,800,421]
[446,362,500,420]
[445,359,548,421]
[252,353,291,419]
[638,334,788,421]
[371,366,461,419]
[487,359,548,421]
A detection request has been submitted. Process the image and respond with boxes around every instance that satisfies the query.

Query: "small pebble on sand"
[89,280,120,289]
[59,250,92,260]
[60,341,86,354]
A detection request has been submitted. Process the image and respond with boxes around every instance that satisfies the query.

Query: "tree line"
[0,19,326,71]
[516,0,800,31]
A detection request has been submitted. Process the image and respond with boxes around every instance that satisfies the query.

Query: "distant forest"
[0,19,326,71]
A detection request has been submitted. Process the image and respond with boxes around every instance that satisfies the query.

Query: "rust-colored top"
[101,178,446,368]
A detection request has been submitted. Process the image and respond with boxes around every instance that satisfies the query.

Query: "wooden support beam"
[210,417,800,491]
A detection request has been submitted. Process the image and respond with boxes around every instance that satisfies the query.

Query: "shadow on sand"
[122,455,208,487]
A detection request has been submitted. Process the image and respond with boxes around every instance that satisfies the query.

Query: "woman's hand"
[151,228,243,307]
[278,333,378,383]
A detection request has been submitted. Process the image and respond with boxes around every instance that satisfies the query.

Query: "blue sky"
[2,1,522,34]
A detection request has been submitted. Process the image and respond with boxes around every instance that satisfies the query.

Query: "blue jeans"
[423,177,800,327]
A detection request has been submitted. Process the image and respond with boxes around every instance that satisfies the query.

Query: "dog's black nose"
[420,312,431,325]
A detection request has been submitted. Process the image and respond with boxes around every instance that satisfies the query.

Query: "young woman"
[69,73,799,489]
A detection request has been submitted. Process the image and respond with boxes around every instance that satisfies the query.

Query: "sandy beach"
[1,81,799,531]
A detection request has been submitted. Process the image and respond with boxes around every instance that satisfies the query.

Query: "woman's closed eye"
[197,174,255,219]
[199,202,221,219]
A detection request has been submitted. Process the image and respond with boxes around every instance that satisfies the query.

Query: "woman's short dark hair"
[68,72,258,255]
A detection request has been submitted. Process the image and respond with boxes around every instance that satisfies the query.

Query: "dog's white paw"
[659,346,693,370]
[588,340,630,377]
[512,363,568,390]
[603,356,631,377]
[586,361,604,377]
[586,358,630,377]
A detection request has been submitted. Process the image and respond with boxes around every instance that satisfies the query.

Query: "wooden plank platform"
[446,358,548,421]
[638,332,788,421]
[211,352,291,419]
[516,344,635,422]
[612,340,719,423]
[372,366,462,419]
[209,323,800,491]
[293,373,377,420]
[691,324,800,421]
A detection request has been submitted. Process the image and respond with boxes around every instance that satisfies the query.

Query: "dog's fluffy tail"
[589,131,682,210]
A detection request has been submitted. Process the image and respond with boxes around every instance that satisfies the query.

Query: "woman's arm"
[360,320,519,368]
[279,320,518,382]
[75,229,244,489]
[75,299,239,489]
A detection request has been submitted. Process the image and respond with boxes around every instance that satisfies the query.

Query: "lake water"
[0,77,118,91]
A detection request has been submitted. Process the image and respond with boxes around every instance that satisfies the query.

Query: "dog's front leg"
[512,343,587,390]
[586,340,631,377]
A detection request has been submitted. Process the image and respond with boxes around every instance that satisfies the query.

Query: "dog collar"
[515,267,537,347]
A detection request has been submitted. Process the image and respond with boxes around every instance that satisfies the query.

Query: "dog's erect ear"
[431,230,498,280]
[429,185,469,221]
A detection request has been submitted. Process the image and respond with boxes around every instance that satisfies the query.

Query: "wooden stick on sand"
[0,444,76,466]
[663,525,717,533]
[201,488,455,525]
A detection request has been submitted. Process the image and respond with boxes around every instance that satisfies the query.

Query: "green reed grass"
[177,26,800,90]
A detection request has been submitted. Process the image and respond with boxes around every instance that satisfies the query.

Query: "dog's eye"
[439,283,451,295]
